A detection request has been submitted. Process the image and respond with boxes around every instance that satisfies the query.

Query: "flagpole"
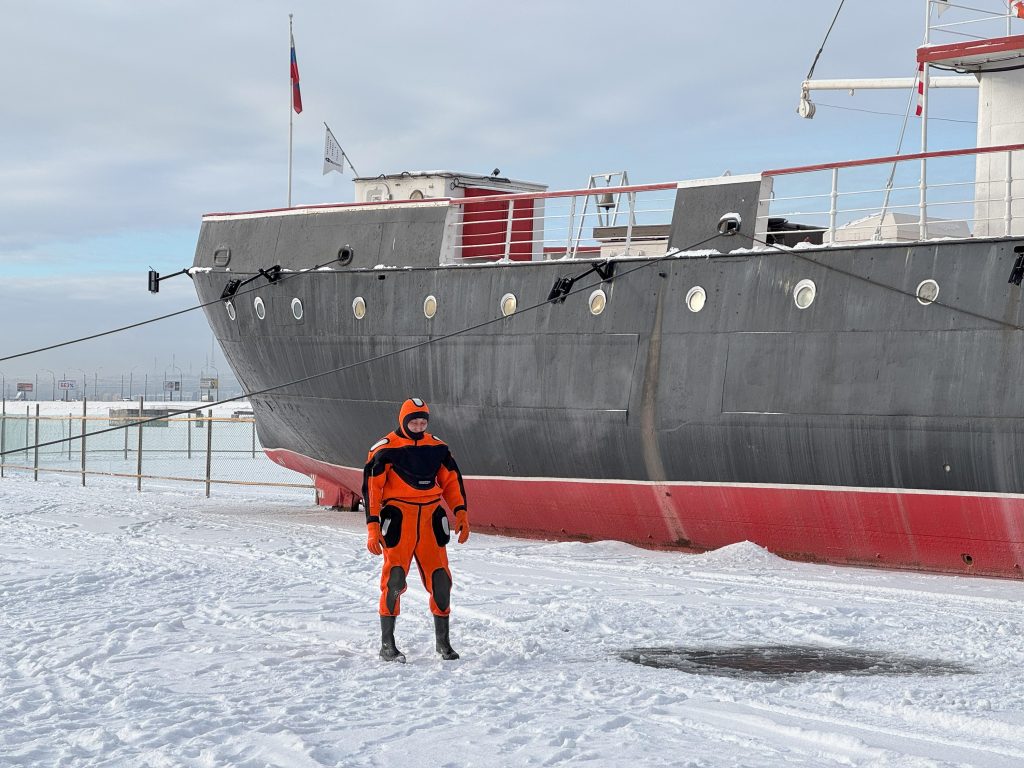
[288,13,294,208]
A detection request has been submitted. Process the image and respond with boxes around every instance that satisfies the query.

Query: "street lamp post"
[71,368,87,400]
[170,362,182,402]
[41,369,56,401]
[129,365,144,400]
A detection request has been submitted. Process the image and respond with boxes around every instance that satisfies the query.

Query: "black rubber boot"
[434,615,460,660]
[379,615,406,663]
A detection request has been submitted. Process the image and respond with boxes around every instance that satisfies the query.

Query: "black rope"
[814,102,976,125]
[805,0,847,81]
[0,254,345,364]
[738,231,1024,333]
[0,234,719,457]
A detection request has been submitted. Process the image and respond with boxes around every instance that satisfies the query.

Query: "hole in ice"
[618,645,971,678]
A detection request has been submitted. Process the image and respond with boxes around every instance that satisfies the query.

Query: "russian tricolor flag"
[290,30,302,114]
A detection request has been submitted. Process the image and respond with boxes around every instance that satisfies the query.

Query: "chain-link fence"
[0,400,314,500]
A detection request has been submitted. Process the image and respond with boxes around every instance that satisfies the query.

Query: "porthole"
[254,296,266,320]
[225,301,236,321]
[686,286,706,313]
[352,296,366,320]
[500,292,517,317]
[793,279,816,310]
[291,297,304,320]
[916,279,939,306]
[588,289,607,316]
[423,295,438,319]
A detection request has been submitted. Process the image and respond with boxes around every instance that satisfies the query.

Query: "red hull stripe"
[266,448,1024,579]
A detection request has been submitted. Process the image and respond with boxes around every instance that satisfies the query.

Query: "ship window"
[254,296,266,320]
[423,295,437,319]
[916,279,939,306]
[686,286,706,313]
[500,292,517,317]
[352,296,366,320]
[588,289,607,315]
[793,279,816,310]
[225,301,236,321]
[291,298,304,320]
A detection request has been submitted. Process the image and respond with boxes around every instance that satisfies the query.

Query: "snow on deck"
[2,474,1023,767]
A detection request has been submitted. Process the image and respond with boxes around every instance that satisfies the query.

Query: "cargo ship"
[189,3,1024,578]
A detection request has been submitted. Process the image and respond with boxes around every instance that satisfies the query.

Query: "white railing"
[926,1,1020,44]
[445,182,679,264]
[761,143,1024,246]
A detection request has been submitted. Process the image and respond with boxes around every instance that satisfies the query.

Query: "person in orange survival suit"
[362,397,470,662]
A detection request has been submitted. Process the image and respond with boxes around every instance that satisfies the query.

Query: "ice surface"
[2,474,1023,767]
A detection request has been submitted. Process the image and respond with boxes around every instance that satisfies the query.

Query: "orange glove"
[366,522,384,555]
[455,510,470,544]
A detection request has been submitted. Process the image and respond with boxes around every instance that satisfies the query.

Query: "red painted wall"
[460,187,534,261]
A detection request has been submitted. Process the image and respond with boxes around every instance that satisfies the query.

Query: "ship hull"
[192,201,1024,578]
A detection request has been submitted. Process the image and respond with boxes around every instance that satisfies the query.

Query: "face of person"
[407,417,428,434]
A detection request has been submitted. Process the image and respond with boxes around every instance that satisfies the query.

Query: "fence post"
[1,399,6,478]
[205,409,213,498]
[123,416,128,461]
[501,199,514,262]
[33,404,40,481]
[187,411,192,459]
[251,418,256,458]
[81,398,88,486]
[25,405,30,463]
[137,396,144,492]
[829,167,839,243]
[67,413,72,460]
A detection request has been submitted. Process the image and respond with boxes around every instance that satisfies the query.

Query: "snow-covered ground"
[2,474,1023,767]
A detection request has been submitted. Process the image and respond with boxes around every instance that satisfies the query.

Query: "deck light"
[717,212,742,236]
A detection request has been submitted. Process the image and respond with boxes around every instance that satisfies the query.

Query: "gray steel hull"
[192,206,1024,577]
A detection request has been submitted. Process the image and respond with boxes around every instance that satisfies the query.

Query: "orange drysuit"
[362,399,469,617]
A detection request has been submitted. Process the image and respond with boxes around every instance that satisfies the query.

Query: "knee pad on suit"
[431,568,452,612]
[386,566,407,614]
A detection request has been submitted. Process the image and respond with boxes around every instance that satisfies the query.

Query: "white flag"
[936,0,950,17]
[323,123,347,175]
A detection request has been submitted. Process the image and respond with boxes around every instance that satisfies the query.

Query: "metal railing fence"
[0,401,313,500]
[762,143,1024,245]
[445,182,679,263]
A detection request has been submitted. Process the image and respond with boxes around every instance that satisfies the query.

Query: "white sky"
[0,1,996,384]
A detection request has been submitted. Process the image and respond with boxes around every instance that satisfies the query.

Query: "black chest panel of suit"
[381,443,450,491]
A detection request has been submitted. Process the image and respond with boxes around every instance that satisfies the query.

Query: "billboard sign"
[58,380,76,390]
[200,377,219,390]
[16,382,33,392]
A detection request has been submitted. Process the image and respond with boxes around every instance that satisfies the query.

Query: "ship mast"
[798,0,1024,238]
